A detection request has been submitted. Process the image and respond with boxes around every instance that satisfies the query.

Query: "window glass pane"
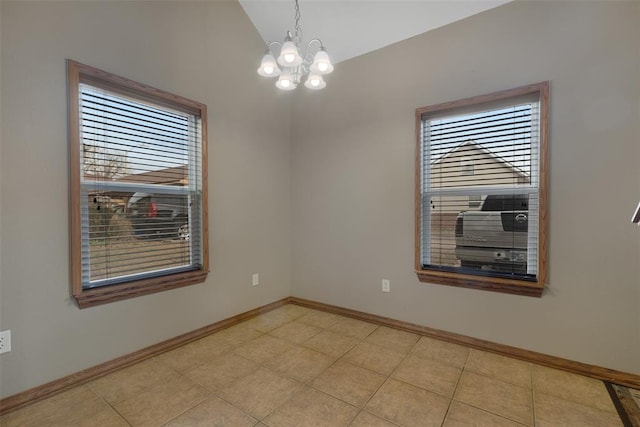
[426,193,535,277]
[421,98,539,281]
[79,84,202,289]
[87,190,192,284]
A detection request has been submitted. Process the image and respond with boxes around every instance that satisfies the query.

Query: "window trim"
[414,82,548,297]
[68,60,209,308]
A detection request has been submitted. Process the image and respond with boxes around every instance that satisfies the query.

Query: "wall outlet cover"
[0,330,11,354]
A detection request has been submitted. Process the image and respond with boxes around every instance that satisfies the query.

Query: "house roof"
[117,165,187,185]
[431,140,529,178]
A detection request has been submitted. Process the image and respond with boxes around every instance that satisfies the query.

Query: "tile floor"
[0,305,623,426]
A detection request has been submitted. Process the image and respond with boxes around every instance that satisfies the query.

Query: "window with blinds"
[68,60,209,307]
[415,83,548,296]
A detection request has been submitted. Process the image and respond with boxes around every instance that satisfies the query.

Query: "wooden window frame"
[414,82,549,297]
[68,60,209,308]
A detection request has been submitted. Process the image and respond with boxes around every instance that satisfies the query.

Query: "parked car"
[454,194,529,273]
[126,192,190,240]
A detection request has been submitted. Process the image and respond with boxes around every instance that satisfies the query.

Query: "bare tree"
[83,143,128,180]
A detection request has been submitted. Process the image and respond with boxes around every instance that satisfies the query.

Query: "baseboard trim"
[3,295,639,415]
[0,297,291,416]
[289,297,640,389]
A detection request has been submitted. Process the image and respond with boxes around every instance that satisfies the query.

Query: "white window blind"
[79,84,203,289]
[420,93,541,280]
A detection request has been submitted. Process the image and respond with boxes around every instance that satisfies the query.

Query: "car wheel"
[178,224,190,241]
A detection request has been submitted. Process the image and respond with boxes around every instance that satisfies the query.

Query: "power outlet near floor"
[382,279,390,293]
[252,273,260,286]
[0,330,11,354]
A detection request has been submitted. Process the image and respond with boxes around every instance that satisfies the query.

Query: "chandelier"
[257,0,334,90]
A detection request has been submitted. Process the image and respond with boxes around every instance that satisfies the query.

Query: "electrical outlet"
[0,330,11,354]
[382,279,390,293]
[252,273,259,286]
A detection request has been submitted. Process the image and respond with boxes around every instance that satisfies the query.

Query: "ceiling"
[239,0,511,65]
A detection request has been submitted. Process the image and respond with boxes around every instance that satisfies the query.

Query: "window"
[460,157,474,176]
[415,82,548,296]
[468,195,482,208]
[68,60,208,307]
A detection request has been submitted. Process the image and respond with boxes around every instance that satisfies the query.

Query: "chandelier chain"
[294,0,303,46]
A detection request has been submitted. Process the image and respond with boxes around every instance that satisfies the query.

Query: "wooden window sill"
[73,270,209,308]
[416,269,544,297]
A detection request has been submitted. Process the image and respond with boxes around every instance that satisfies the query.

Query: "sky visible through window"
[80,84,191,178]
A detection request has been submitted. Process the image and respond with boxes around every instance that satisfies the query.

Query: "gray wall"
[0,1,292,398]
[291,1,640,374]
[1,0,639,400]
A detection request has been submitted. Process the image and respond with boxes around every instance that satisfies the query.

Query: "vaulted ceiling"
[239,0,511,64]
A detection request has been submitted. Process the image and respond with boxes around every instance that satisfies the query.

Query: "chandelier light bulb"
[257,52,281,77]
[304,73,326,90]
[310,48,334,75]
[276,71,296,91]
[278,36,303,67]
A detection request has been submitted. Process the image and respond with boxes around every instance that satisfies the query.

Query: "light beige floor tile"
[365,378,450,426]
[264,346,335,382]
[343,342,405,375]
[69,407,131,426]
[263,388,357,427]
[350,411,399,427]
[204,325,262,349]
[184,352,259,391]
[532,365,616,413]
[410,336,470,368]
[534,391,622,427]
[217,367,303,420]
[114,373,210,426]
[454,371,533,426]
[89,358,175,404]
[241,311,293,333]
[268,321,322,343]
[234,334,296,363]
[3,407,130,427]
[444,401,526,427]
[302,329,360,358]
[311,360,386,407]
[0,386,121,427]
[165,396,258,426]
[465,349,532,388]
[364,326,420,354]
[327,316,378,339]
[392,353,461,397]
[155,337,232,373]
[297,310,341,328]
[274,304,312,319]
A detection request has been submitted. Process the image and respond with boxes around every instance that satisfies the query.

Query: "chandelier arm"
[298,39,321,65]
[306,38,324,50]
[304,38,323,58]
[267,40,283,54]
